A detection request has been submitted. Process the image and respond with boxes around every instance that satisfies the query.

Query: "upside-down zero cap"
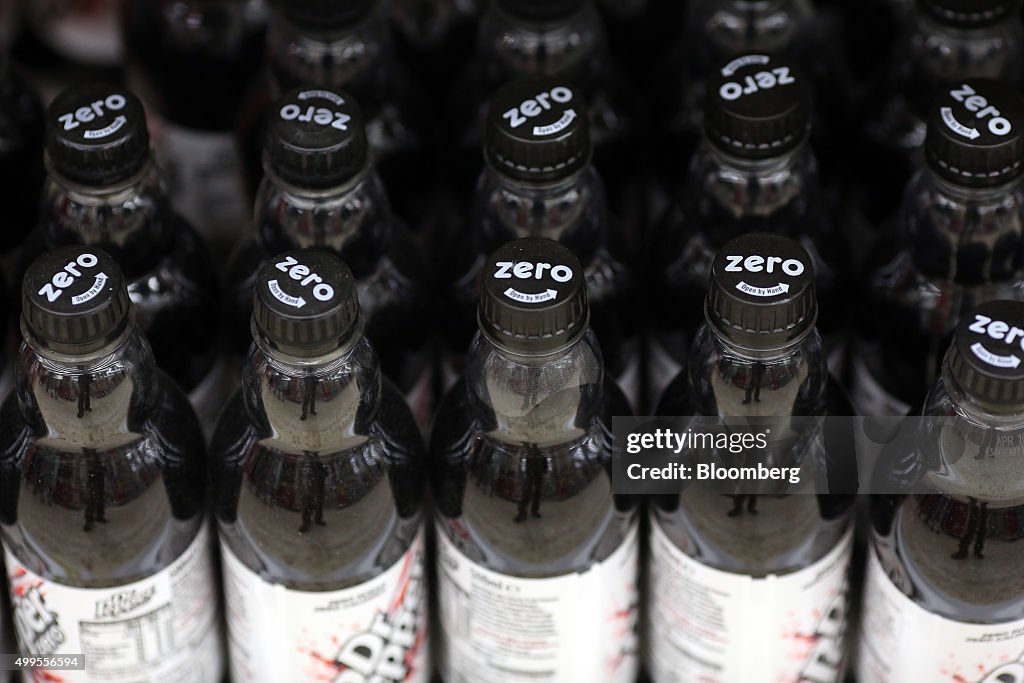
[266,87,368,188]
[704,53,811,160]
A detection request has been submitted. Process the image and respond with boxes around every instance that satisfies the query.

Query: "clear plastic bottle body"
[226,168,433,426]
[432,329,636,576]
[867,377,1024,626]
[853,170,1024,414]
[654,326,852,574]
[649,325,854,682]
[649,141,847,406]
[211,335,425,590]
[441,166,639,404]
[32,163,221,397]
[0,329,207,587]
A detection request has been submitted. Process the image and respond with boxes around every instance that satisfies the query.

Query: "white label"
[849,354,912,417]
[857,549,1024,683]
[5,522,222,683]
[222,531,429,683]
[150,119,248,246]
[647,517,853,683]
[436,520,639,683]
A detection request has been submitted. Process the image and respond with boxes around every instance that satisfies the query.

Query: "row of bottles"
[2,230,1022,682]
[4,61,1024,423]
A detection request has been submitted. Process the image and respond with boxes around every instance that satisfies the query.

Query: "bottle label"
[857,548,1024,683]
[647,516,853,683]
[849,354,912,417]
[4,522,222,683]
[221,530,429,683]
[149,117,249,247]
[435,519,640,683]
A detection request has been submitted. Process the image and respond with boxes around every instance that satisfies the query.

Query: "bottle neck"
[687,139,816,228]
[243,334,381,455]
[266,12,389,100]
[42,162,172,272]
[479,165,605,246]
[17,327,158,451]
[922,373,1024,505]
[480,3,604,89]
[256,168,392,274]
[689,324,827,416]
[687,0,811,69]
[905,168,1024,283]
[466,329,605,447]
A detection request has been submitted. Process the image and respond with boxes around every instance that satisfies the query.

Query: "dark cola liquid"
[211,368,425,588]
[122,0,267,132]
[0,340,207,588]
[34,179,220,394]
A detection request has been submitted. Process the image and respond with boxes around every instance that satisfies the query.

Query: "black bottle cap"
[45,85,149,186]
[947,300,1024,408]
[266,87,368,189]
[706,233,817,351]
[270,0,376,29]
[253,249,361,358]
[485,77,591,184]
[704,53,810,160]
[494,0,588,22]
[479,237,589,354]
[925,79,1024,188]
[917,0,1021,28]
[22,246,131,356]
